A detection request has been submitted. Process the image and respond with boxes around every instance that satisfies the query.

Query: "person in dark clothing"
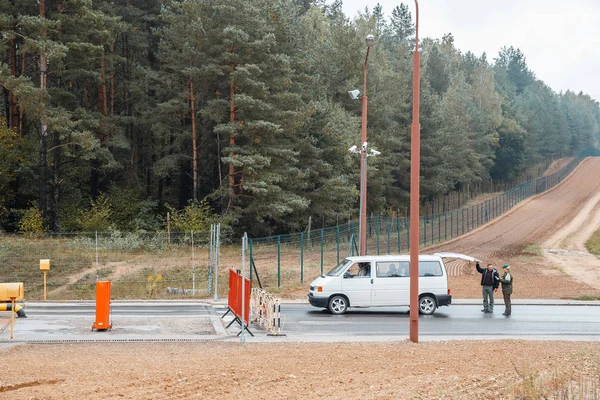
[475,262,499,313]
[499,264,513,315]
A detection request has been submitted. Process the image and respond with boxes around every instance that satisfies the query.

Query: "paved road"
[277,303,600,339]
[10,302,600,342]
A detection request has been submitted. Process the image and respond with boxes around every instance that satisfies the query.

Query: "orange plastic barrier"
[224,269,252,335]
[92,281,112,331]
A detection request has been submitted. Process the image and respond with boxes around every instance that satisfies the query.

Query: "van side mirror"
[343,272,351,279]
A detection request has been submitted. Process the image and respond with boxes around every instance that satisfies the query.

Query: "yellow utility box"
[0,282,24,301]
[40,259,51,271]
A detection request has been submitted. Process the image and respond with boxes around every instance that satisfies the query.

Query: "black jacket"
[476,263,499,289]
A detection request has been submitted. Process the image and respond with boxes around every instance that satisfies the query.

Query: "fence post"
[167,212,171,246]
[406,217,410,249]
[277,235,281,289]
[249,239,253,282]
[208,225,214,293]
[300,232,304,284]
[423,216,427,247]
[214,223,220,301]
[191,231,195,295]
[387,218,391,255]
[456,209,459,235]
[444,211,447,241]
[437,213,441,244]
[397,218,401,253]
[336,226,340,264]
[351,222,355,256]
[450,211,453,239]
[95,231,99,267]
[376,216,380,255]
[320,228,324,276]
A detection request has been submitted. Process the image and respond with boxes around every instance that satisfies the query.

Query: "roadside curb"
[19,299,600,308]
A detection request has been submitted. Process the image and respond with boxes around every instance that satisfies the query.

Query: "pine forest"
[1,0,599,238]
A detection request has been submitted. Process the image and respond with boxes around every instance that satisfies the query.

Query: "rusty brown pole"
[409,0,421,343]
[359,40,372,256]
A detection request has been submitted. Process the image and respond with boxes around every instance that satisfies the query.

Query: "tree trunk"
[52,132,60,231]
[109,42,115,115]
[86,79,92,109]
[98,43,107,116]
[8,38,19,131]
[228,62,235,207]
[190,76,198,201]
[39,0,48,220]
[19,51,25,134]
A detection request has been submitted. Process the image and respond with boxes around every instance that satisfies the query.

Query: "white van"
[307,254,452,315]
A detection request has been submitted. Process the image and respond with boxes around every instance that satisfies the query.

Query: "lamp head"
[348,89,361,100]
[365,34,375,47]
[348,145,358,153]
[370,149,381,156]
[361,142,368,151]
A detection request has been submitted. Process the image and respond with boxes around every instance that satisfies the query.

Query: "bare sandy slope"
[428,157,600,299]
[542,186,600,291]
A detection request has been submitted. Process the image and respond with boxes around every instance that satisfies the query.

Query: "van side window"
[376,261,409,277]
[344,263,371,278]
[419,261,443,277]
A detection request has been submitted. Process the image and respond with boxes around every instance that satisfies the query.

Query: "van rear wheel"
[419,295,437,315]
[328,295,348,315]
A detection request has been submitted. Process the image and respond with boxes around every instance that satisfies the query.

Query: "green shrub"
[18,207,45,235]
[77,193,113,231]
[167,200,214,234]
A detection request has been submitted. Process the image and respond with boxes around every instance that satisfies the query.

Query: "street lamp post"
[409,0,421,343]
[359,34,374,256]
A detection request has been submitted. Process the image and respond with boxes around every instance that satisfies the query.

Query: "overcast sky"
[339,0,600,102]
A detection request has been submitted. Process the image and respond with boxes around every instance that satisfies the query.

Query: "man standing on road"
[499,264,513,316]
[476,262,499,313]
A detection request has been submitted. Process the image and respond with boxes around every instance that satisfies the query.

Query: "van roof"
[344,254,442,262]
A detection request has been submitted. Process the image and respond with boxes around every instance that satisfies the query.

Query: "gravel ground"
[2,341,600,399]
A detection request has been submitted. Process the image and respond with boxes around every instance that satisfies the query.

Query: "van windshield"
[326,259,353,276]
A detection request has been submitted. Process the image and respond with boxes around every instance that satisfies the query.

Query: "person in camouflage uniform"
[498,264,513,316]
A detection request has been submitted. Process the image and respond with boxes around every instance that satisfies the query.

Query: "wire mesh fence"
[0,231,222,301]
[250,150,598,291]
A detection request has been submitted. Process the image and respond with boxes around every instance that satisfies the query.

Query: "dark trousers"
[482,286,494,311]
[503,292,511,314]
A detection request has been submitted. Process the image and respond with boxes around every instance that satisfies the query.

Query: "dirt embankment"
[426,157,600,299]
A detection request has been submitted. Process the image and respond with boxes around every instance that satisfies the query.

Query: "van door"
[341,262,373,307]
[418,260,446,296]
[371,261,409,306]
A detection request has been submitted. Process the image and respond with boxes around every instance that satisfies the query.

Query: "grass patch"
[573,294,600,301]
[522,244,543,255]
[586,228,600,256]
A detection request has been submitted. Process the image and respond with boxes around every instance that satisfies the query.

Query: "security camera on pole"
[348,34,375,256]
[349,142,380,256]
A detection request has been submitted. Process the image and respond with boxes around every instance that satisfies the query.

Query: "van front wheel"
[328,295,348,315]
[419,295,437,315]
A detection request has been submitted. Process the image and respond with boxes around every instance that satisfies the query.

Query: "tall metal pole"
[241,232,247,343]
[409,0,421,343]
[359,36,374,256]
[359,153,367,256]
